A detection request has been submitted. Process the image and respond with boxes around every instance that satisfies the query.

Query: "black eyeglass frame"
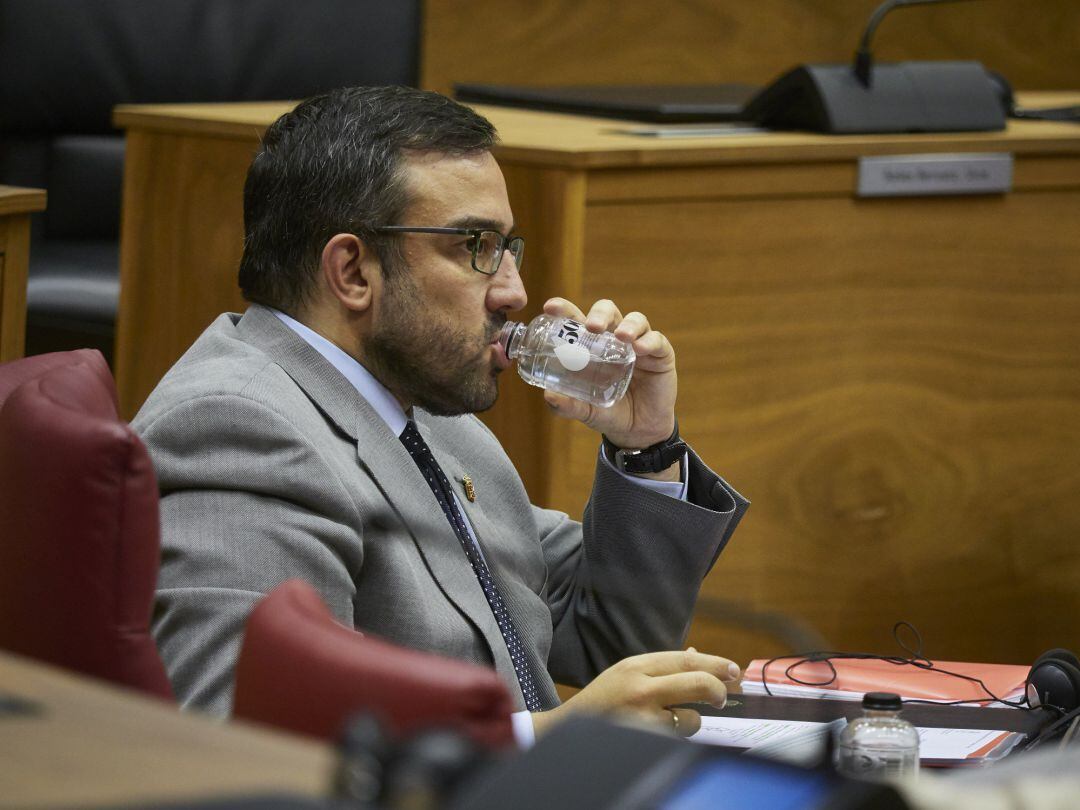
[373,226,525,276]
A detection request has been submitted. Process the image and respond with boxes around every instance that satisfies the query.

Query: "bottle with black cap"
[836,691,920,782]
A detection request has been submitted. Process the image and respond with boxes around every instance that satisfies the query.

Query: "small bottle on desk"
[836,691,920,782]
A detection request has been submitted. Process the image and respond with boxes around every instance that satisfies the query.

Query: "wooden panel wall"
[479,145,1080,672]
[0,187,45,362]
[115,130,253,416]
[422,0,1080,94]
[572,174,1080,669]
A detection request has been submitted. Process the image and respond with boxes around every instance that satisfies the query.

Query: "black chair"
[0,0,420,363]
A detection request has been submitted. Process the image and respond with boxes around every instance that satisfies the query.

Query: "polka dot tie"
[399,420,543,712]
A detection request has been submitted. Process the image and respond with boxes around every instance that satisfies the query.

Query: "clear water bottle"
[498,315,635,408]
[836,692,920,782]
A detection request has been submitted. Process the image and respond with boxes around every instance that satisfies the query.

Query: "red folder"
[743,657,1028,704]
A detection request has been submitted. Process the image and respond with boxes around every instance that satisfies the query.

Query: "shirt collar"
[270,308,409,437]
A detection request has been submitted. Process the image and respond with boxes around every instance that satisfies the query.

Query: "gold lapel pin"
[462,475,476,503]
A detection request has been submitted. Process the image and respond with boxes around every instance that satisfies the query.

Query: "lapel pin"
[462,475,476,502]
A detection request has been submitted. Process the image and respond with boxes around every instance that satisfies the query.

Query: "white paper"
[689,715,824,749]
[915,727,1020,763]
[691,716,1021,765]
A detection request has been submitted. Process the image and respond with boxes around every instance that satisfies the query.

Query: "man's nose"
[487,253,527,312]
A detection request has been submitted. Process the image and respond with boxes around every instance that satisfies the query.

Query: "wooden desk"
[0,650,334,807]
[113,98,1080,671]
[0,185,46,362]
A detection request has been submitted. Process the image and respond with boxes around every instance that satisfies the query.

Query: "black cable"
[758,621,1033,710]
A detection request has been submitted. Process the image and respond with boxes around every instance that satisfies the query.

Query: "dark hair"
[238,86,498,312]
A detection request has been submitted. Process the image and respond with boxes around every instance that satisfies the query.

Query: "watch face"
[621,440,686,473]
[606,431,684,474]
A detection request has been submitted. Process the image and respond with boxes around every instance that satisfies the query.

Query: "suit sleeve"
[138,393,364,716]
[537,446,748,687]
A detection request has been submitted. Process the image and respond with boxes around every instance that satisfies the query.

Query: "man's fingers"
[543,390,596,425]
[670,707,702,737]
[612,311,651,343]
[543,297,587,322]
[624,649,741,682]
[544,297,637,335]
[630,329,673,361]
[584,299,624,333]
[647,670,729,709]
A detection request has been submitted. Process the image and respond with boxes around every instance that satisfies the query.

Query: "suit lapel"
[405,419,519,681]
[425,422,558,708]
[235,306,515,679]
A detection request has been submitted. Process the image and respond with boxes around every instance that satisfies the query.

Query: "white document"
[691,716,1022,766]
[916,727,1023,764]
[690,716,824,749]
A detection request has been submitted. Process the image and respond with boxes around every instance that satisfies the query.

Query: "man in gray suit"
[134,86,748,741]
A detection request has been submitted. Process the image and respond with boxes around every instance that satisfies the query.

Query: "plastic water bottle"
[498,315,634,408]
[836,692,920,782]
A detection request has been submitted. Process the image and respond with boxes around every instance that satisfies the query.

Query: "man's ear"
[320,233,380,313]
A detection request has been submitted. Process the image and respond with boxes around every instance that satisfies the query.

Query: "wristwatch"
[603,421,688,475]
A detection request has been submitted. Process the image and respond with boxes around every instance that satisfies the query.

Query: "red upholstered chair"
[233,579,515,748]
[0,349,173,699]
[0,347,110,405]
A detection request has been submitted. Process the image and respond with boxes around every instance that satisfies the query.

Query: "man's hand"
[531,649,741,739]
[541,298,677,454]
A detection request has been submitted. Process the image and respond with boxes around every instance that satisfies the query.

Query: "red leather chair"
[0,349,173,699]
[233,579,515,748]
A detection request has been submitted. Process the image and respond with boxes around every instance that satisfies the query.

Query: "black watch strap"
[603,421,687,475]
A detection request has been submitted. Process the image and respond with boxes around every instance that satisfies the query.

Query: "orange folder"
[743,657,1028,704]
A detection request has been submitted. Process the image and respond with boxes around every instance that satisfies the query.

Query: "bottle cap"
[862,691,902,710]
[498,321,521,358]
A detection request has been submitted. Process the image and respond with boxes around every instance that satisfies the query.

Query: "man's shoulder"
[132,310,295,429]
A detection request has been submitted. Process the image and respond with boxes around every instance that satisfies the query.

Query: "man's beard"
[363,270,506,417]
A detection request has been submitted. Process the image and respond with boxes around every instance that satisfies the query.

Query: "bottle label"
[552,319,590,371]
[556,319,583,346]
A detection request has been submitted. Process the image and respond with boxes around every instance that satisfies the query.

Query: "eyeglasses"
[374,226,525,276]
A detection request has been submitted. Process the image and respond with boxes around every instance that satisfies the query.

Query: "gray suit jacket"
[134,305,748,715]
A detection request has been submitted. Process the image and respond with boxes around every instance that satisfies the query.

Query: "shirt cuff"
[511,709,536,748]
[598,446,689,501]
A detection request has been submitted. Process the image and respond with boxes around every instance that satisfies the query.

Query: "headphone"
[1026,648,1080,713]
[1022,649,1080,751]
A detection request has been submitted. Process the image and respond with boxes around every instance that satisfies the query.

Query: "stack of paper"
[741,657,1028,707]
[691,716,1024,768]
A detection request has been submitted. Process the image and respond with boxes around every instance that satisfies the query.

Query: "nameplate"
[857,153,1013,197]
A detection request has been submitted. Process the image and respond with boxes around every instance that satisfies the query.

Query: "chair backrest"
[0,0,421,239]
[0,349,173,699]
[233,579,515,748]
[0,0,422,349]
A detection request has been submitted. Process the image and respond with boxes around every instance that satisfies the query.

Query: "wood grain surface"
[0,651,333,807]
[0,185,46,362]
[114,130,252,413]
[422,0,1080,95]
[578,187,1080,670]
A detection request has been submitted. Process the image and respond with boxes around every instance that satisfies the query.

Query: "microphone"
[743,0,1005,134]
[853,0,983,87]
